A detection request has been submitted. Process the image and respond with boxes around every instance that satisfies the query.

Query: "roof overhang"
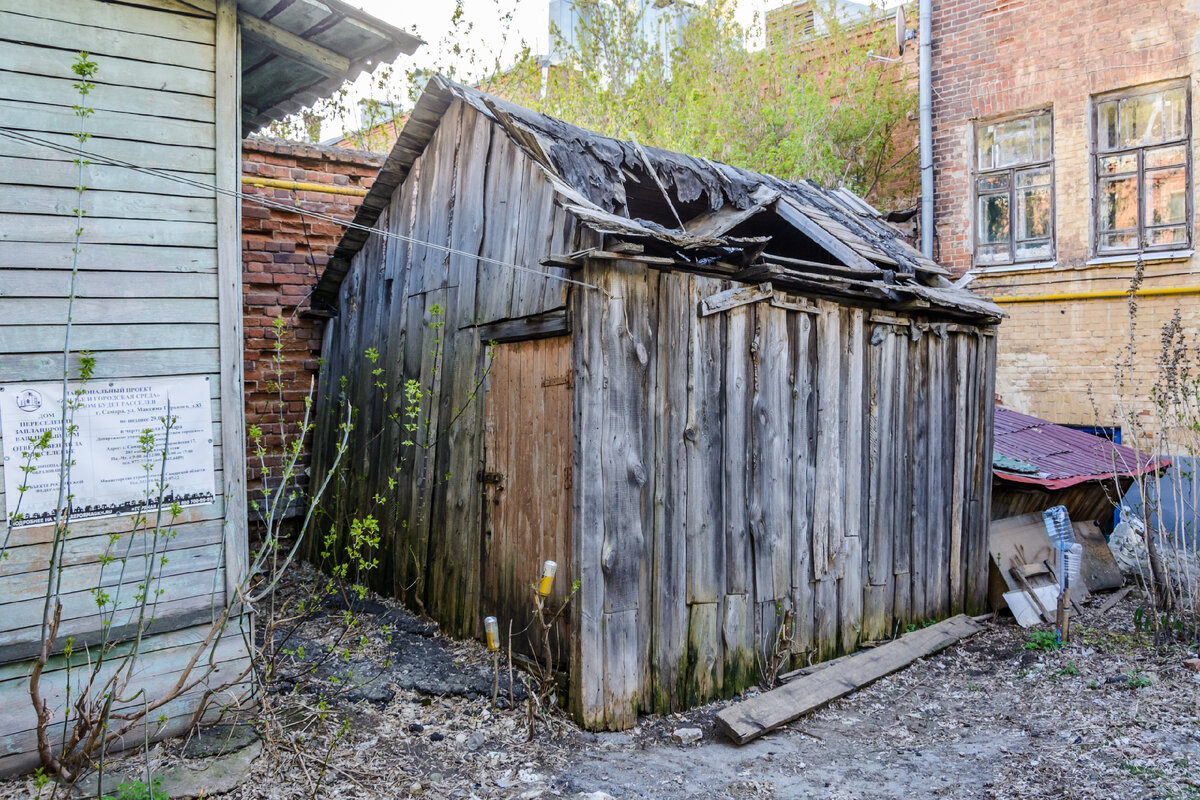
[311,76,1005,323]
[237,0,422,136]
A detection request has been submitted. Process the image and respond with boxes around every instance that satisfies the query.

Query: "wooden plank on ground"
[713,614,980,744]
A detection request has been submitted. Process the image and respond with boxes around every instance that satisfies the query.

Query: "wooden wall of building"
[569,261,997,729]
[310,99,587,637]
[312,99,998,730]
[0,0,248,773]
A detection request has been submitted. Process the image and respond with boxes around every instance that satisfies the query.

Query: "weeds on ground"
[1023,631,1062,651]
[100,779,168,800]
[1125,670,1154,688]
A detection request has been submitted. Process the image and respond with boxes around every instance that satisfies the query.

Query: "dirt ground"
[4,578,1198,800]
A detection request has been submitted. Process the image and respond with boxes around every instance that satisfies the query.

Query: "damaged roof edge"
[312,76,1000,322]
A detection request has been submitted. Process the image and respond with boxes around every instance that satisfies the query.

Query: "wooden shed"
[308,77,1004,730]
[0,0,418,773]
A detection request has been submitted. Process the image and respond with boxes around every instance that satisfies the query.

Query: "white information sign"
[1,376,216,528]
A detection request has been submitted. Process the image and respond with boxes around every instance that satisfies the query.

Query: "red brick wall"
[931,0,1200,439]
[930,0,1196,275]
[241,138,386,517]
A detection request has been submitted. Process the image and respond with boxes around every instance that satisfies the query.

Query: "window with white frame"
[974,111,1054,266]
[1093,82,1191,255]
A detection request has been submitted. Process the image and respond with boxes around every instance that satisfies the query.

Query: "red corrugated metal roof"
[992,406,1168,490]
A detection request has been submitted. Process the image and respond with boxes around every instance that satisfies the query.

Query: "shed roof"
[313,76,1003,322]
[992,406,1167,490]
[236,0,422,135]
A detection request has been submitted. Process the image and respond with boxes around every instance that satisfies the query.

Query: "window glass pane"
[1146,225,1187,246]
[1017,184,1051,240]
[1015,240,1052,261]
[1164,87,1187,141]
[1033,113,1052,161]
[1016,167,1051,187]
[1098,100,1120,151]
[994,118,1034,168]
[1099,153,1137,175]
[1120,92,1163,147]
[976,125,994,170]
[1146,144,1186,168]
[976,242,1010,265]
[978,174,1008,192]
[1145,166,1187,226]
[978,193,1010,244]
[1098,176,1138,232]
[1099,231,1138,251]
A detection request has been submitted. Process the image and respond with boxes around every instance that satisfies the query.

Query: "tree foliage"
[490,0,918,209]
[269,1,918,210]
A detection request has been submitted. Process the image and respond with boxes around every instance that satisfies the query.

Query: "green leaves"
[497,0,916,207]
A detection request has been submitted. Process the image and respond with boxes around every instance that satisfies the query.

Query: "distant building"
[765,0,871,46]
[929,0,1200,449]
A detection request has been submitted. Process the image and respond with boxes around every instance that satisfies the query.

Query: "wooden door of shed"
[482,336,573,664]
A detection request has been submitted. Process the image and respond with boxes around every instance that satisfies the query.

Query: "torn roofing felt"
[992,406,1169,491]
[313,75,1004,322]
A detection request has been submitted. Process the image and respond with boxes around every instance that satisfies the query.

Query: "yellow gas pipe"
[239,176,368,197]
[992,285,1200,304]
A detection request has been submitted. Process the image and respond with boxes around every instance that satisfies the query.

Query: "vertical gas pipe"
[919,0,934,259]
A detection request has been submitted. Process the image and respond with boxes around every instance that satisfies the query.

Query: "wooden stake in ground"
[1057,587,1071,643]
[507,620,515,710]
[492,652,500,708]
[714,615,981,745]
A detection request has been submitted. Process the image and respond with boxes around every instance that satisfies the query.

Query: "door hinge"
[478,470,504,484]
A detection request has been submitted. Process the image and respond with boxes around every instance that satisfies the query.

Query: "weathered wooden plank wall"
[0,0,248,773]
[309,101,587,639]
[569,259,996,728]
[309,101,997,731]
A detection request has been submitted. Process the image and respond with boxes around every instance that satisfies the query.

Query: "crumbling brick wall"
[241,138,385,518]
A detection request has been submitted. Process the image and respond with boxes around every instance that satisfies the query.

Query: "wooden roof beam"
[238,12,350,77]
[774,196,879,274]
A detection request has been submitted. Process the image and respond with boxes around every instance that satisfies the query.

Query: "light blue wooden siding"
[0,0,246,775]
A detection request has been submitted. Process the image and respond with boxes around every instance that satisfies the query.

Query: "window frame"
[1091,80,1193,257]
[971,109,1056,268]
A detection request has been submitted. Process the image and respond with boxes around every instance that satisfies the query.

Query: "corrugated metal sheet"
[992,406,1167,490]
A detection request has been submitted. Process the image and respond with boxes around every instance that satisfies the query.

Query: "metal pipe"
[239,175,368,197]
[919,0,933,259]
[992,286,1200,304]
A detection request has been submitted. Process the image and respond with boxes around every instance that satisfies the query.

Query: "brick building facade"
[240,138,385,517]
[931,0,1200,441]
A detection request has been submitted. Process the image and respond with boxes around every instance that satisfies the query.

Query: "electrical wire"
[0,126,607,296]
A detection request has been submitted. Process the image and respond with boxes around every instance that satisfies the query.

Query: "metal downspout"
[919,0,934,259]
